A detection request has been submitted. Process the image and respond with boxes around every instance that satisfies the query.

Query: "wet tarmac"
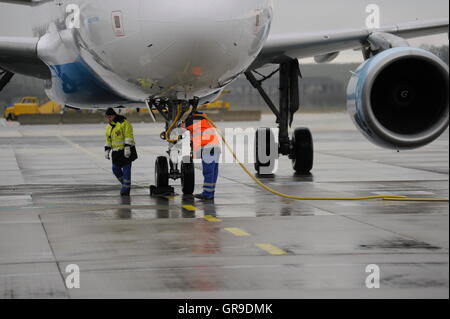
[0,113,448,299]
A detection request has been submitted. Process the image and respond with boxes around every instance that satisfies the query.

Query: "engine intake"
[347,47,449,150]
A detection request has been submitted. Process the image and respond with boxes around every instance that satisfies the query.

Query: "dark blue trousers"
[112,163,132,192]
[201,148,220,198]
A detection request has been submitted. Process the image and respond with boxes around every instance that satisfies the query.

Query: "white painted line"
[0,195,32,201]
[0,195,33,207]
[314,210,334,216]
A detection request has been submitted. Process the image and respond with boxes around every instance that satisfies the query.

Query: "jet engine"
[347,47,449,150]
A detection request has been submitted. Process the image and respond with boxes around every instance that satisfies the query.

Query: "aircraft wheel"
[291,128,314,174]
[181,159,195,195]
[155,156,169,188]
[255,127,277,175]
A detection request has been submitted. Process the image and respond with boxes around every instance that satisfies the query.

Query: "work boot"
[194,194,214,201]
[120,190,130,197]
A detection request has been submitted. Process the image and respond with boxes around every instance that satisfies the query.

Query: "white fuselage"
[30,0,273,108]
[1,0,448,108]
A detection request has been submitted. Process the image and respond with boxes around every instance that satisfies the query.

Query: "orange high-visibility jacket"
[182,112,221,158]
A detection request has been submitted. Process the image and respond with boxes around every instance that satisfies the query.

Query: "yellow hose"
[165,105,183,143]
[204,116,449,203]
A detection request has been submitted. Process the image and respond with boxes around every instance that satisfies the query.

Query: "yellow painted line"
[166,196,177,201]
[204,215,222,222]
[224,227,251,237]
[182,205,197,212]
[256,244,288,255]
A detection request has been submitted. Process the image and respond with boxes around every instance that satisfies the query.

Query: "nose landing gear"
[148,98,197,196]
[181,158,195,195]
[154,156,169,186]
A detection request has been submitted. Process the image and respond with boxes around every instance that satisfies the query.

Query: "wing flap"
[260,29,369,62]
[380,18,449,39]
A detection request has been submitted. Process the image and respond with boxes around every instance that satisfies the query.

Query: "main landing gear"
[147,98,197,196]
[0,68,14,93]
[1,69,15,121]
[245,58,314,176]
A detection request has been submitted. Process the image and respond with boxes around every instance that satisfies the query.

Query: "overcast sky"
[0,0,448,63]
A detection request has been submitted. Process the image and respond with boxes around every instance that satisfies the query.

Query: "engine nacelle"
[347,47,449,150]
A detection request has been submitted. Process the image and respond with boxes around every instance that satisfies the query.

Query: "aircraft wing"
[255,18,449,67]
[0,36,50,79]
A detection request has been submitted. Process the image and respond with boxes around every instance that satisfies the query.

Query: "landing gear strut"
[245,58,314,175]
[148,97,197,196]
[0,69,14,93]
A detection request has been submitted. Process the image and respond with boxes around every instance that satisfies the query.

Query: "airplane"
[0,0,449,195]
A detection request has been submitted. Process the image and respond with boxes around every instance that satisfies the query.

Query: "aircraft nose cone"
[137,0,273,96]
[141,20,240,87]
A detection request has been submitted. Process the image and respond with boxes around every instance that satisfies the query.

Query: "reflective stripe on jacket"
[105,115,136,151]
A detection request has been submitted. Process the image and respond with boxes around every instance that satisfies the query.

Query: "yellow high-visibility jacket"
[105,115,135,152]
[105,115,138,166]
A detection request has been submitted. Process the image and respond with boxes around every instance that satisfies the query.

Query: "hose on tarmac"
[204,116,449,203]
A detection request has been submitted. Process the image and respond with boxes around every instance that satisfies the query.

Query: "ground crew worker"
[104,108,138,196]
[183,111,222,201]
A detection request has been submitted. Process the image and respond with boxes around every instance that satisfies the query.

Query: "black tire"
[155,156,169,188]
[181,159,195,195]
[255,127,277,175]
[291,128,314,174]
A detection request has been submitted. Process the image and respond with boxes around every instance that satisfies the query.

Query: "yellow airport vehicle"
[135,103,231,115]
[134,90,232,114]
[199,90,232,111]
[198,99,231,111]
[39,100,62,114]
[3,97,61,120]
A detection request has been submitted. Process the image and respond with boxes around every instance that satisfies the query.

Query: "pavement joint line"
[17,127,25,137]
[224,227,251,237]
[256,243,288,256]
[57,135,110,173]
[204,215,222,222]
[37,214,71,298]
[0,252,448,267]
[11,204,171,215]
